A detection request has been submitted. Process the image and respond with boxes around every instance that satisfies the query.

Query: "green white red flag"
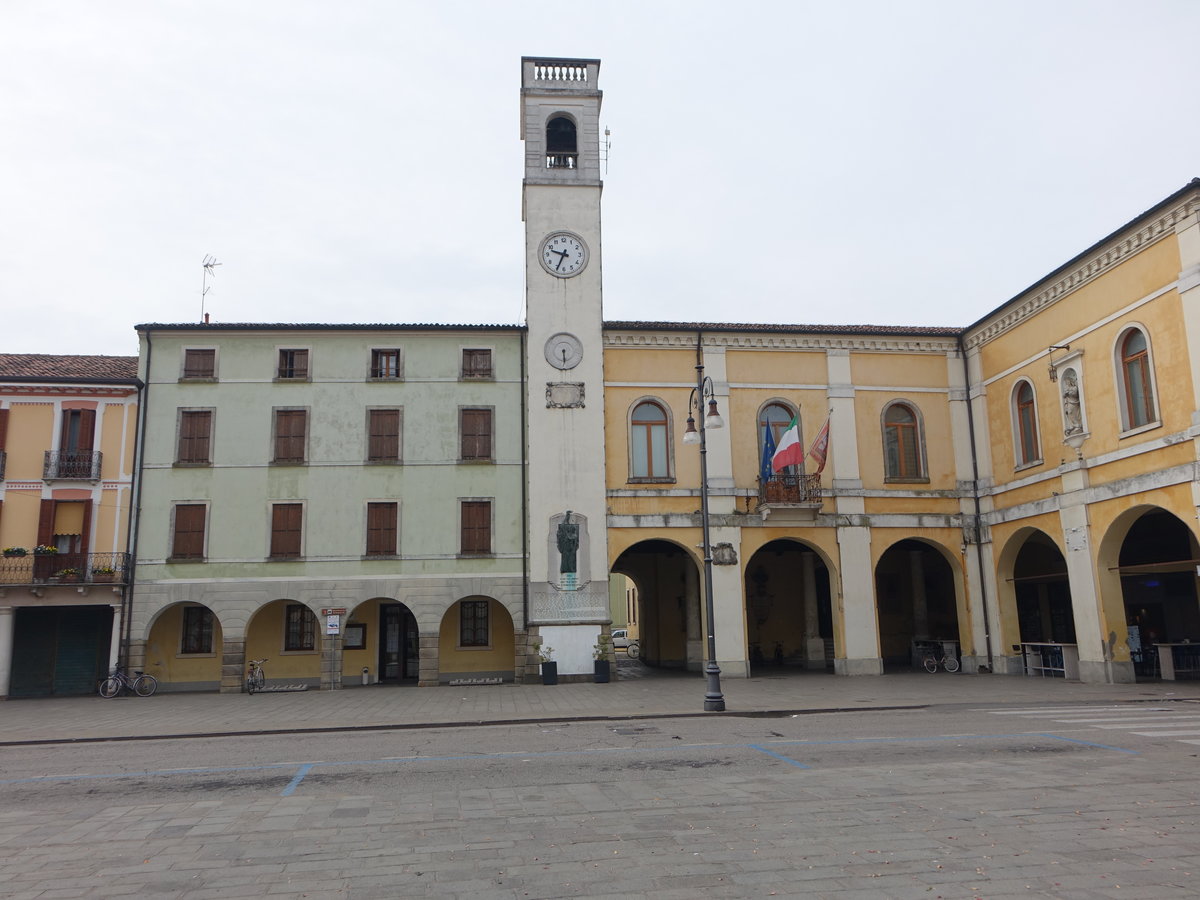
[770,415,804,473]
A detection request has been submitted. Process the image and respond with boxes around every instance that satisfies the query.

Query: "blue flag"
[760,423,776,484]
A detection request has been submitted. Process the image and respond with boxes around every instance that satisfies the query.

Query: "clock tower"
[521,57,610,669]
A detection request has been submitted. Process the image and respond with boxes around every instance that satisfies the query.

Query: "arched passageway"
[143,601,223,692]
[437,597,516,684]
[1115,509,1200,680]
[245,599,321,687]
[343,598,419,685]
[612,539,700,671]
[743,539,832,673]
[1012,532,1075,644]
[874,539,960,669]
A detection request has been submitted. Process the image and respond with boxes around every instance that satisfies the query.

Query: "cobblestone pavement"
[3,674,1199,898]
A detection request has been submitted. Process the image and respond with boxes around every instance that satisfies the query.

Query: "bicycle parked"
[98,669,158,698]
[246,658,268,694]
[922,651,960,674]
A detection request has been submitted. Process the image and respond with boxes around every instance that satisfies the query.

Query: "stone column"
[108,604,122,675]
[417,632,439,687]
[802,552,825,669]
[0,608,13,697]
[910,550,929,639]
[220,638,245,694]
[320,632,343,691]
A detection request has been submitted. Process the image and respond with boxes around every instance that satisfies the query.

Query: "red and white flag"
[807,412,831,474]
[770,414,804,473]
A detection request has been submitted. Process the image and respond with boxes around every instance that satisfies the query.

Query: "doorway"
[378,603,419,682]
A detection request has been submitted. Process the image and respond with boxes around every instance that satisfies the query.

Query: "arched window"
[1119,328,1157,429]
[630,400,670,480]
[883,402,925,480]
[546,116,577,169]
[758,403,797,477]
[1014,381,1040,466]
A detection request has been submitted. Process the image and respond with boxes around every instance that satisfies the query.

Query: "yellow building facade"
[603,179,1200,685]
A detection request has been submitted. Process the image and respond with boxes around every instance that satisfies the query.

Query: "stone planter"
[593,660,610,683]
[541,661,558,685]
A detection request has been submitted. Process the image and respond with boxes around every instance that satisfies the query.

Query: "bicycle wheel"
[943,657,960,674]
[133,674,158,697]
[251,669,265,691]
[246,675,256,695]
[922,656,938,674]
[98,677,121,698]
[626,641,640,660]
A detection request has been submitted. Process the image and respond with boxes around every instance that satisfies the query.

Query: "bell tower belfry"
[520,57,610,666]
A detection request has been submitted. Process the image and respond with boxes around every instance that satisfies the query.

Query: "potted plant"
[593,634,612,683]
[33,544,59,556]
[92,566,117,583]
[534,641,557,685]
[55,567,80,583]
[2,547,27,558]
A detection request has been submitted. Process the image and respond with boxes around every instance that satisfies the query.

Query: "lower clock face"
[545,333,584,369]
[539,232,588,277]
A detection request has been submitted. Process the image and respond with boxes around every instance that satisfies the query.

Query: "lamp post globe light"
[683,362,726,712]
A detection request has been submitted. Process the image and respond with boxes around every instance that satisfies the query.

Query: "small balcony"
[43,450,102,481]
[0,552,130,587]
[757,473,823,522]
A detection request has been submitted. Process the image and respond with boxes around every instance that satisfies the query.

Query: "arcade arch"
[611,538,700,671]
[874,539,961,669]
[142,601,223,691]
[743,539,833,673]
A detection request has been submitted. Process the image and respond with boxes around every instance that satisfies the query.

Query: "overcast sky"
[3,1,1198,357]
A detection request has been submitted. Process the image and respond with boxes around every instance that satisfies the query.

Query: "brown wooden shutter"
[0,408,9,449]
[270,503,302,557]
[78,499,93,558]
[79,409,96,452]
[179,411,212,463]
[293,349,309,378]
[461,409,493,460]
[184,349,215,378]
[368,409,399,461]
[274,410,306,462]
[461,500,490,554]
[172,505,206,558]
[366,502,397,555]
[37,499,55,547]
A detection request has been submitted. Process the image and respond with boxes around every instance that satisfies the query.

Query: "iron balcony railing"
[43,450,102,480]
[759,472,823,505]
[0,551,130,586]
[0,448,5,481]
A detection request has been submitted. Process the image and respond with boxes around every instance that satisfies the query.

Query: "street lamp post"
[683,363,726,712]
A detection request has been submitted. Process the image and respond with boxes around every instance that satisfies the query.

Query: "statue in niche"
[1061,369,1083,435]
[557,510,579,575]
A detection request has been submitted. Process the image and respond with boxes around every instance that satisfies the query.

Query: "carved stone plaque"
[547,382,585,408]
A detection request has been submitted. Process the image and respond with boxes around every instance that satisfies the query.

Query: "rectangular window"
[459,599,489,647]
[273,409,307,463]
[59,409,96,453]
[460,408,493,461]
[270,503,303,558]
[367,408,401,461]
[181,606,214,654]
[461,349,493,380]
[277,349,309,380]
[366,502,398,556]
[183,349,216,379]
[284,603,316,651]
[370,349,402,379]
[171,504,207,559]
[461,500,491,554]
[177,410,212,464]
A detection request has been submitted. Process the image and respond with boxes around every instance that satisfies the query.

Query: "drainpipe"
[121,330,151,672]
[959,334,994,671]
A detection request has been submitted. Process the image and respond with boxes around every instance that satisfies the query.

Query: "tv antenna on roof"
[601,127,612,175]
[201,255,222,323]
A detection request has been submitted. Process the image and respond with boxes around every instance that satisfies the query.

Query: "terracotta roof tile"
[0,354,139,380]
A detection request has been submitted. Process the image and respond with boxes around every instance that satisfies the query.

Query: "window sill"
[456,644,493,651]
[167,557,206,563]
[1119,420,1162,439]
[628,476,676,485]
[273,376,311,383]
[280,648,318,655]
[365,458,403,465]
[176,652,217,659]
[178,376,217,383]
[458,552,494,558]
[270,460,307,466]
[460,374,494,382]
[267,556,304,562]
[362,554,399,560]
[459,458,494,465]
[367,376,404,383]
[1014,459,1043,473]
[883,476,929,484]
[173,461,212,468]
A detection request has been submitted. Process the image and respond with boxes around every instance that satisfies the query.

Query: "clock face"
[539,232,588,277]
[545,333,584,370]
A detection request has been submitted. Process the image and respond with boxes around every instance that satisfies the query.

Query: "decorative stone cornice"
[603,330,957,355]
[966,189,1200,350]
[2,385,136,398]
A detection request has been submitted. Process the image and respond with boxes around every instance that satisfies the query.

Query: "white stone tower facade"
[520,57,610,673]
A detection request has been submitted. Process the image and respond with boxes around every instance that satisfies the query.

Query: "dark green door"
[9,606,112,698]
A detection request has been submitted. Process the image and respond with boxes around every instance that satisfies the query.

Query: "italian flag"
[770,415,804,473]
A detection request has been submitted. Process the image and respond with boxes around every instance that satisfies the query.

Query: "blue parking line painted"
[748,744,810,768]
[1041,733,1138,755]
[281,763,313,796]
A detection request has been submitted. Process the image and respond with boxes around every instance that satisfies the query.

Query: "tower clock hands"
[550,248,569,270]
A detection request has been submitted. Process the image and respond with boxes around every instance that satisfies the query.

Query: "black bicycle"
[98,669,158,698]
